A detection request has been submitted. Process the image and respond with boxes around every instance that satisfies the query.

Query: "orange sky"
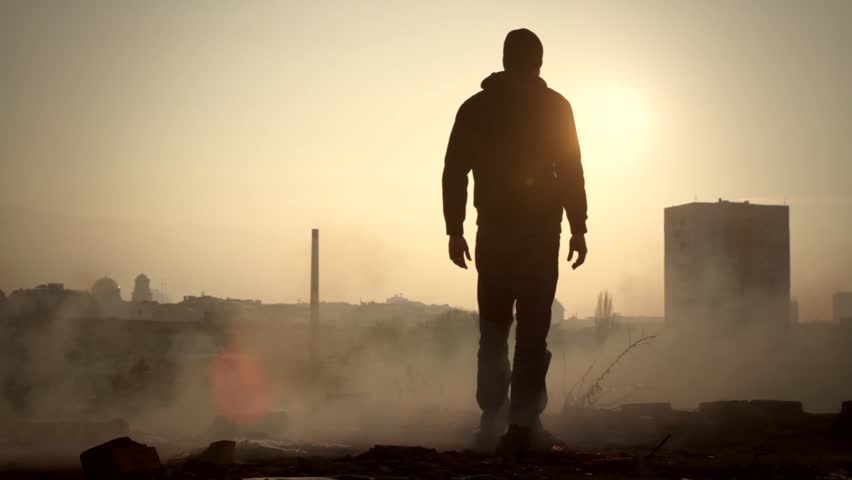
[1,1,850,319]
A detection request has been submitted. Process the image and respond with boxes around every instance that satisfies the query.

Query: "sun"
[582,86,650,155]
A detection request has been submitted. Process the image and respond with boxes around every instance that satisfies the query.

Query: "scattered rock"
[698,400,753,418]
[749,400,803,417]
[192,440,236,466]
[293,442,356,457]
[79,436,162,479]
[207,409,288,439]
[236,439,308,463]
[243,478,336,480]
[357,444,437,460]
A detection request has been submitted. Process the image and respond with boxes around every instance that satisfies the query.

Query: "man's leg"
[509,235,559,431]
[475,231,514,439]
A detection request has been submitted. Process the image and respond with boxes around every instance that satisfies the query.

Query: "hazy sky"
[1,1,850,319]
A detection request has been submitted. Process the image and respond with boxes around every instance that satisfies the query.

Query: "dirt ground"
[2,443,852,480]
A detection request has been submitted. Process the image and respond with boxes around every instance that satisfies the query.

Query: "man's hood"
[481,70,547,91]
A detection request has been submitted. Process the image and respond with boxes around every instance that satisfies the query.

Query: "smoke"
[3,278,852,470]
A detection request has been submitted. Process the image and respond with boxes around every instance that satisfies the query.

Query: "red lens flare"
[208,341,271,425]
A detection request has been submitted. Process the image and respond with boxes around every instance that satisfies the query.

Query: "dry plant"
[570,335,656,409]
[565,360,596,405]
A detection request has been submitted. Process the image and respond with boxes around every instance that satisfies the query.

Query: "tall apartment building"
[833,292,852,324]
[664,200,790,328]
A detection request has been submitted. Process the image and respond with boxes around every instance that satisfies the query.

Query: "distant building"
[150,288,171,304]
[833,292,852,324]
[132,274,153,303]
[790,299,800,324]
[387,293,421,305]
[180,294,262,322]
[552,298,565,323]
[92,277,121,302]
[664,200,790,329]
[7,283,94,317]
[91,277,126,317]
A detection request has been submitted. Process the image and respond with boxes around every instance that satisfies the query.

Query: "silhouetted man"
[442,29,587,454]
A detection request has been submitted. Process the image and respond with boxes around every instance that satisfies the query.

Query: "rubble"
[357,445,438,460]
[207,409,288,439]
[190,440,236,466]
[698,399,755,420]
[79,437,162,479]
[235,439,309,463]
[1,399,851,479]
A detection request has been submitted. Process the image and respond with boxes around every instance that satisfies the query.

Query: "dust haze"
[1,0,852,474]
[2,278,852,465]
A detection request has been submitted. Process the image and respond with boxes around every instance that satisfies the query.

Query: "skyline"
[1,1,851,319]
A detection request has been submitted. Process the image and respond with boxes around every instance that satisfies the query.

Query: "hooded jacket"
[442,71,587,237]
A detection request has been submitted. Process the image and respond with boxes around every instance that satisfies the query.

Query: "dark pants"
[475,229,559,429]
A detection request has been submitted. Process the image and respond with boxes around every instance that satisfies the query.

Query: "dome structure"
[91,276,122,305]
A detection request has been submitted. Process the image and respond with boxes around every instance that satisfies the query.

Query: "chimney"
[310,228,319,359]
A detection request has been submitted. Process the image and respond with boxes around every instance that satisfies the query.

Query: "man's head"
[503,28,543,75]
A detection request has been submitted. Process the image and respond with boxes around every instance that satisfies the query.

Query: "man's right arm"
[442,103,474,237]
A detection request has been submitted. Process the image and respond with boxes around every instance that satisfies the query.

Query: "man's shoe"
[531,428,567,453]
[496,424,533,456]
[497,424,566,455]
[472,426,501,453]
[472,407,507,452]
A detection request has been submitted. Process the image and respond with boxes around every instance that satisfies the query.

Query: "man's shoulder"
[454,90,490,122]
[460,89,489,109]
[543,87,572,110]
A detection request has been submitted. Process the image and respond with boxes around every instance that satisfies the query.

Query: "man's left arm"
[553,100,588,268]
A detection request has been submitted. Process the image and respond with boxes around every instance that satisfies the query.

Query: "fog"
[1,0,851,473]
[2,287,851,465]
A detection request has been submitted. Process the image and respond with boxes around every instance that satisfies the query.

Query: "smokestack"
[310,228,319,360]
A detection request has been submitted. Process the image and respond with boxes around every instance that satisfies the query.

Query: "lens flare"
[208,340,271,425]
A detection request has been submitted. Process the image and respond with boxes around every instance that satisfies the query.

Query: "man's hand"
[448,235,472,269]
[567,235,587,270]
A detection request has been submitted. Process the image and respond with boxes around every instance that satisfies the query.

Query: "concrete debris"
[749,400,804,417]
[9,437,852,479]
[236,439,308,463]
[79,436,162,479]
[207,409,288,439]
[292,442,356,457]
[192,440,236,466]
[357,444,438,460]
[697,400,754,420]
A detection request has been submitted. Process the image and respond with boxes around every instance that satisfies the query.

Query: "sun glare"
[582,86,650,156]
